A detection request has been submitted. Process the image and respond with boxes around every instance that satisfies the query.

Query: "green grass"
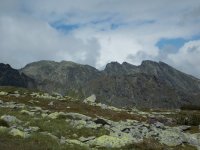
[0,132,88,150]
[0,107,35,123]
[0,86,38,95]
[28,117,109,139]
[0,107,109,139]
[174,111,200,126]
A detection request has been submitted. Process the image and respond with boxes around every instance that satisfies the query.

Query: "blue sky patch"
[156,38,187,50]
[50,22,80,33]
[156,34,200,51]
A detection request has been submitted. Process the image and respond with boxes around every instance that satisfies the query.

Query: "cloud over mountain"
[0,0,200,77]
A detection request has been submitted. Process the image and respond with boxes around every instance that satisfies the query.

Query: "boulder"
[21,110,35,116]
[176,125,191,132]
[60,136,66,144]
[0,126,8,133]
[0,91,8,96]
[185,133,200,147]
[48,112,66,119]
[70,120,87,129]
[9,128,29,138]
[48,101,54,106]
[66,113,91,121]
[79,136,96,142]
[83,94,96,104]
[94,118,110,126]
[24,126,40,133]
[1,115,21,126]
[154,122,165,129]
[89,135,134,148]
[41,113,48,118]
[65,139,88,147]
[159,129,184,146]
[85,121,101,129]
[0,100,3,104]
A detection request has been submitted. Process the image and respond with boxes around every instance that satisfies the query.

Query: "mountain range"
[1,60,200,109]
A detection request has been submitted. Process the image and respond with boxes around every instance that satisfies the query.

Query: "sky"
[0,0,200,78]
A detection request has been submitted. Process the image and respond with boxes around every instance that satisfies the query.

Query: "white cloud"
[0,0,200,77]
[0,15,100,68]
[167,40,200,78]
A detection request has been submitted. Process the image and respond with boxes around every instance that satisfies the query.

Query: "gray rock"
[1,115,21,126]
[79,136,96,142]
[9,128,30,138]
[184,133,200,147]
[154,122,165,129]
[48,101,54,106]
[21,110,35,116]
[88,135,139,148]
[177,125,191,131]
[24,126,40,133]
[0,126,8,133]
[83,94,96,103]
[48,112,66,119]
[60,136,66,144]
[66,113,91,121]
[0,100,3,104]
[65,139,88,147]
[0,91,8,96]
[159,129,184,146]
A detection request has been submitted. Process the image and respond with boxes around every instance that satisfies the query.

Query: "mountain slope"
[21,60,200,109]
[21,60,101,95]
[0,63,35,88]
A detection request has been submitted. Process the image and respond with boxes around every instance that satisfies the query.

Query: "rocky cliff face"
[0,63,35,88]
[21,60,200,109]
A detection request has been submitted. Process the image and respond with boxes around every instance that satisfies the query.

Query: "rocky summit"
[20,60,200,109]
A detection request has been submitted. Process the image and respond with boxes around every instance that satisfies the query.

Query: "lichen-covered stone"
[83,94,96,104]
[89,135,134,148]
[21,110,35,116]
[0,126,8,133]
[48,112,66,119]
[185,133,200,147]
[0,91,8,96]
[66,139,88,147]
[1,115,21,126]
[159,129,184,146]
[9,128,29,138]
[66,113,91,121]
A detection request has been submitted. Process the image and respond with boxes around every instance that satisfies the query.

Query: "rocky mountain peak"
[104,61,123,75]
[1,60,200,109]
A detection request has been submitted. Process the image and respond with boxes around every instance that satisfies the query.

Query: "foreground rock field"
[0,86,200,150]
